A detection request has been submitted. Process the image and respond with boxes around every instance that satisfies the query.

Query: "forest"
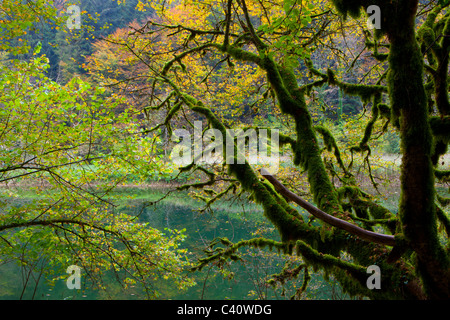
[0,0,449,301]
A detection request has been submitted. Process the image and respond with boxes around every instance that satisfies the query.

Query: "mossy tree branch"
[261,169,396,246]
[138,0,450,298]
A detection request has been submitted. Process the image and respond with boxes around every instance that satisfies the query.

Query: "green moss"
[228,162,320,242]
[163,101,182,135]
[385,3,450,297]
[436,205,450,238]
[429,116,450,143]
[435,170,450,182]
[308,66,387,106]
[331,0,363,19]
[261,180,304,222]
[377,103,391,119]
[314,126,346,172]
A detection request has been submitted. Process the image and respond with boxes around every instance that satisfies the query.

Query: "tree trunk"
[386,0,450,299]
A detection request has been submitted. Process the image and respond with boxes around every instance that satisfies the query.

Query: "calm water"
[0,188,346,300]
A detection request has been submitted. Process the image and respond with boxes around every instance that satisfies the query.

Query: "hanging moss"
[331,0,363,19]
[163,101,183,135]
[314,125,346,172]
[436,205,450,238]
[429,116,450,143]
[306,62,387,106]
[435,169,450,182]
[437,194,450,207]
[291,239,397,298]
[154,5,450,296]
[261,180,304,222]
[191,237,293,272]
[177,165,215,191]
[429,116,450,165]
[377,103,391,119]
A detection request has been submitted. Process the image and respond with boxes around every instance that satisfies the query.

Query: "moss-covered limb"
[183,95,404,298]
[298,79,328,96]
[297,266,311,299]
[278,133,297,148]
[267,261,310,300]
[304,58,328,78]
[162,101,183,136]
[357,199,397,221]
[199,183,237,209]
[263,172,396,246]
[417,8,450,166]
[439,13,450,50]
[377,103,391,120]
[230,163,324,243]
[193,235,404,299]
[304,58,387,104]
[294,239,382,298]
[337,185,371,200]
[428,14,450,146]
[220,45,344,222]
[345,236,424,299]
[314,125,347,173]
[360,95,381,143]
[261,179,304,222]
[298,237,417,299]
[259,57,303,116]
[212,43,263,67]
[146,91,175,112]
[214,44,343,224]
[417,6,442,62]
[222,125,297,149]
[349,214,396,227]
[330,0,365,19]
[175,86,324,243]
[371,40,389,62]
[293,118,345,219]
[348,96,386,172]
[267,262,307,287]
[175,164,217,191]
[270,62,345,219]
[177,171,215,191]
[349,209,397,234]
[190,237,289,272]
[337,185,397,234]
[420,36,450,119]
[329,70,387,104]
[238,0,267,51]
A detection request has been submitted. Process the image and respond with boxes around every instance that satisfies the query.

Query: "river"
[0,187,350,300]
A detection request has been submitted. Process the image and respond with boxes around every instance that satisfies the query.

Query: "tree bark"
[385,0,450,299]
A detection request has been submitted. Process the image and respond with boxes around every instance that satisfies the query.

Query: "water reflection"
[0,189,348,300]
[0,192,278,300]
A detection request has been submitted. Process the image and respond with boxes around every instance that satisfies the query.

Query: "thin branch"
[239,0,267,51]
[223,0,233,48]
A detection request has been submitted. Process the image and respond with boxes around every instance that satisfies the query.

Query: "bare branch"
[261,169,396,246]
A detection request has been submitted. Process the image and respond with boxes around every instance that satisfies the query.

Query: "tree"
[103,0,450,299]
[54,0,152,84]
[0,0,195,298]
